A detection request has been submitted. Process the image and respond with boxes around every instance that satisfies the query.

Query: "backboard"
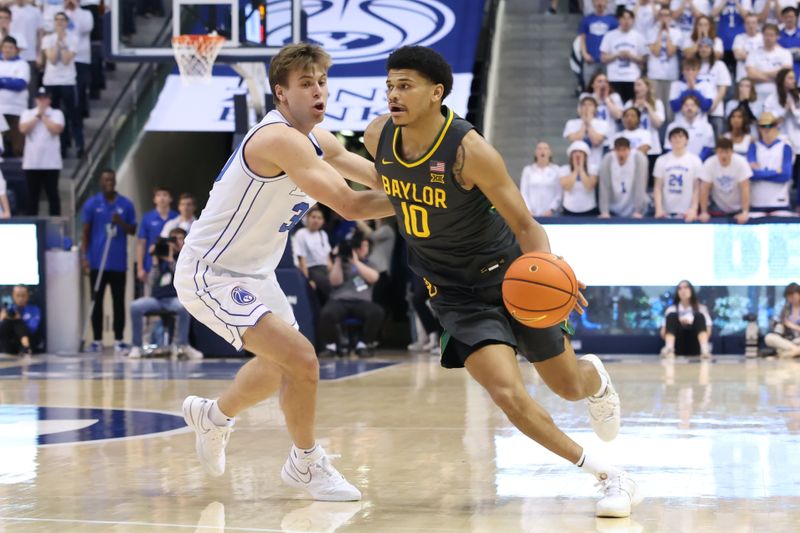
[109,0,303,62]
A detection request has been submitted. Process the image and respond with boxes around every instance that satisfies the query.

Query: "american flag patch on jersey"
[429,160,445,172]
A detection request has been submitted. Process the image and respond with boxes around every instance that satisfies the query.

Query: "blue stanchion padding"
[276,268,316,346]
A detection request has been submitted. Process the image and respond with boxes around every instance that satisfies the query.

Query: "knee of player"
[290,348,320,382]
[488,385,528,416]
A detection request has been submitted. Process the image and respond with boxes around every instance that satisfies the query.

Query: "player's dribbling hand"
[574,280,588,315]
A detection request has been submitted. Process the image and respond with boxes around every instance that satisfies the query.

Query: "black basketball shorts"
[426,281,573,369]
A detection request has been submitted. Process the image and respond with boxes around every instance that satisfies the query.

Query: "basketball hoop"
[171,34,226,84]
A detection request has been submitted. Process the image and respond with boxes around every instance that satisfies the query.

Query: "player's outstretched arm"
[314,127,382,190]
[248,125,394,220]
[457,131,551,254]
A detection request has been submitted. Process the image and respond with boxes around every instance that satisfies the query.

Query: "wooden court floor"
[0,353,799,532]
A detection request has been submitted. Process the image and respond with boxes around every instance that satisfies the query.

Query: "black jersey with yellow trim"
[375,106,519,288]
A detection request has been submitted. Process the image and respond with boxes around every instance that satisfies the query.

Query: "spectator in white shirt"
[724,107,755,155]
[634,0,658,36]
[585,71,625,145]
[292,206,333,305]
[624,77,666,157]
[747,23,793,104]
[725,77,760,125]
[559,141,599,216]
[599,9,646,102]
[0,168,10,218]
[616,106,652,154]
[669,57,716,121]
[653,126,704,220]
[732,13,764,82]
[0,36,29,157]
[763,68,800,183]
[9,0,42,103]
[696,37,733,136]
[747,110,795,214]
[42,11,82,158]
[647,6,684,116]
[665,95,716,159]
[519,142,562,217]
[598,137,649,217]
[699,137,753,223]
[0,7,27,53]
[63,0,92,120]
[160,193,197,237]
[670,0,713,43]
[18,87,64,216]
[563,93,609,168]
[682,14,724,60]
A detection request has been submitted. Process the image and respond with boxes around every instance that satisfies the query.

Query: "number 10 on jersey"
[400,201,430,238]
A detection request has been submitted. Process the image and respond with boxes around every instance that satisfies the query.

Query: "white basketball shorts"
[174,251,297,350]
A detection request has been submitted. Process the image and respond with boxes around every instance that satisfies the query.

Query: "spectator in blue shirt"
[0,285,41,355]
[136,186,177,286]
[779,7,800,81]
[80,169,136,353]
[713,0,748,73]
[579,0,619,88]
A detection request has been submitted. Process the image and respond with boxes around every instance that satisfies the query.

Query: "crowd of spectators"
[0,0,125,218]
[529,0,800,221]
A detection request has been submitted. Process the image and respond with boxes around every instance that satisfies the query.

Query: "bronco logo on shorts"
[231,287,256,305]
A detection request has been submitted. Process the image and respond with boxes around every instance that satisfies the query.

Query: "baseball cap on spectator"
[757,112,778,128]
[566,140,591,156]
[35,87,51,99]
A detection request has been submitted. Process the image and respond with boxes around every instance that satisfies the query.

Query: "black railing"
[466,0,502,133]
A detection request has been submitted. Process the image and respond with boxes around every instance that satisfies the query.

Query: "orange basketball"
[502,252,578,328]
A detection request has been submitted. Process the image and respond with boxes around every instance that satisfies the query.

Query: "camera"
[3,304,17,320]
[336,231,364,261]
[152,236,176,259]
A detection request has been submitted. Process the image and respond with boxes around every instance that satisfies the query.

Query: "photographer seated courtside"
[127,228,201,360]
[318,232,384,358]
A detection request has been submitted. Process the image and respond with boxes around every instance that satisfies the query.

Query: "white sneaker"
[700,349,712,359]
[128,346,142,359]
[660,346,675,359]
[595,471,643,518]
[581,354,621,442]
[281,445,362,501]
[182,396,233,477]
[421,332,438,351]
[182,345,204,360]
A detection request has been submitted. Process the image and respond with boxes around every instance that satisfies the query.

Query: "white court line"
[0,516,281,531]
[0,516,464,532]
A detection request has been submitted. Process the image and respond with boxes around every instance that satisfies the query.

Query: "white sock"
[208,400,234,427]
[292,443,320,462]
[592,370,609,398]
[701,341,710,353]
[576,450,619,480]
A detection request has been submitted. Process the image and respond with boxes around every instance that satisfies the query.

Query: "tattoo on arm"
[454,144,466,187]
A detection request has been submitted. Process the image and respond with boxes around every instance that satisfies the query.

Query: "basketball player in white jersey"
[176,43,394,501]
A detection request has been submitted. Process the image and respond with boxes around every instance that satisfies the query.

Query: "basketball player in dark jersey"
[352,46,642,517]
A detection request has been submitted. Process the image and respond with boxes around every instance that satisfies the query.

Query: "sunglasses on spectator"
[758,123,778,128]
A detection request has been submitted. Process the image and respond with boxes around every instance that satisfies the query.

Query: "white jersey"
[184,110,318,278]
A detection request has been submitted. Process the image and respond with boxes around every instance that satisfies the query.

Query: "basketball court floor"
[1,353,799,532]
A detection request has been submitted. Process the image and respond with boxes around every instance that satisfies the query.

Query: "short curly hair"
[386,46,453,100]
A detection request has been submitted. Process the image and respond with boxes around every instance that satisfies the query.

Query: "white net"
[171,34,226,84]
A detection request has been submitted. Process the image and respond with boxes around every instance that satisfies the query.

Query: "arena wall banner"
[146,0,486,132]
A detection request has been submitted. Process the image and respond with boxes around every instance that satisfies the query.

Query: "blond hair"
[268,43,331,104]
